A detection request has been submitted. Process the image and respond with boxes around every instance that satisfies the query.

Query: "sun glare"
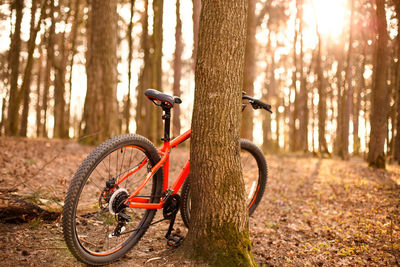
[311,0,348,37]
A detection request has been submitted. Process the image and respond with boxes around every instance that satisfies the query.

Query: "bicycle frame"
[121,129,191,210]
[117,91,271,211]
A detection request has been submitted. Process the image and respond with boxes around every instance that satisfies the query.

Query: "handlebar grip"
[253,99,272,111]
[242,95,272,113]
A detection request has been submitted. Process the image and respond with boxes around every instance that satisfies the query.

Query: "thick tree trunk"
[241,0,256,141]
[5,0,23,136]
[184,1,255,265]
[368,0,390,168]
[172,0,182,137]
[81,0,118,144]
[192,0,201,70]
[394,1,400,164]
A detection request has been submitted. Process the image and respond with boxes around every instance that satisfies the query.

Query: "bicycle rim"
[72,144,159,258]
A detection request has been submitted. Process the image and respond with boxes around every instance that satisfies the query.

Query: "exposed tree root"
[0,193,60,223]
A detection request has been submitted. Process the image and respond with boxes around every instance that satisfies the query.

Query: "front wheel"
[180,139,268,228]
[62,134,163,265]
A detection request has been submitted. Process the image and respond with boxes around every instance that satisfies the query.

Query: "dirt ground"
[0,136,399,266]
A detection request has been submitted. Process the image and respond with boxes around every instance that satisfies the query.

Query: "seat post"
[161,104,171,142]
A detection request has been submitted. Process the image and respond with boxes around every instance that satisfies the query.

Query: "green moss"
[187,223,257,267]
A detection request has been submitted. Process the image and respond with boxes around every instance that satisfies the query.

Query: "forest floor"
[0,136,399,266]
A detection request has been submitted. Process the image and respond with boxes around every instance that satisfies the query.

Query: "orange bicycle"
[62,89,272,265]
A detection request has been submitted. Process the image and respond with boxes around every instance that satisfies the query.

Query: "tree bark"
[241,0,256,141]
[53,0,74,139]
[337,0,355,159]
[297,0,308,152]
[19,0,39,137]
[289,0,299,151]
[41,0,57,138]
[5,0,23,136]
[81,0,118,144]
[262,31,277,153]
[35,43,43,137]
[135,0,152,137]
[18,0,46,137]
[66,0,82,138]
[315,21,329,155]
[172,0,182,137]
[124,0,135,133]
[394,1,400,164]
[184,0,255,265]
[149,0,163,144]
[334,48,345,155]
[368,0,390,168]
[353,46,367,156]
[192,0,201,70]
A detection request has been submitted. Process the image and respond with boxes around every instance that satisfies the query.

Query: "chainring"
[163,194,181,220]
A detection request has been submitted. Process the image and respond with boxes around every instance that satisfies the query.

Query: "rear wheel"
[180,138,267,228]
[62,134,163,265]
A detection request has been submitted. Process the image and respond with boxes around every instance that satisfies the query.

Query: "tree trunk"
[184,1,255,265]
[353,48,366,156]
[241,0,256,141]
[262,31,276,153]
[297,0,308,152]
[41,0,57,138]
[53,0,74,139]
[5,0,23,136]
[19,0,47,137]
[334,49,345,155]
[338,0,355,159]
[394,1,400,164]
[124,0,135,133]
[35,43,43,137]
[368,0,390,168]
[19,0,39,137]
[315,23,329,155]
[172,0,182,137]
[289,0,299,151]
[66,0,82,138]
[192,0,201,70]
[81,0,118,144]
[149,0,163,144]
[135,0,152,137]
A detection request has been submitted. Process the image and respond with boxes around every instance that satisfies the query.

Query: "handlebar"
[242,95,273,113]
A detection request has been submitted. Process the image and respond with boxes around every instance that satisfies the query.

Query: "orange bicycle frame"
[121,129,191,209]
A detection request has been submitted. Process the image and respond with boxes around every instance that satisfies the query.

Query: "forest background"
[0,0,399,169]
[0,0,400,265]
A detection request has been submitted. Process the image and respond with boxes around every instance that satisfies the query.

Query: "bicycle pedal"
[166,233,184,247]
